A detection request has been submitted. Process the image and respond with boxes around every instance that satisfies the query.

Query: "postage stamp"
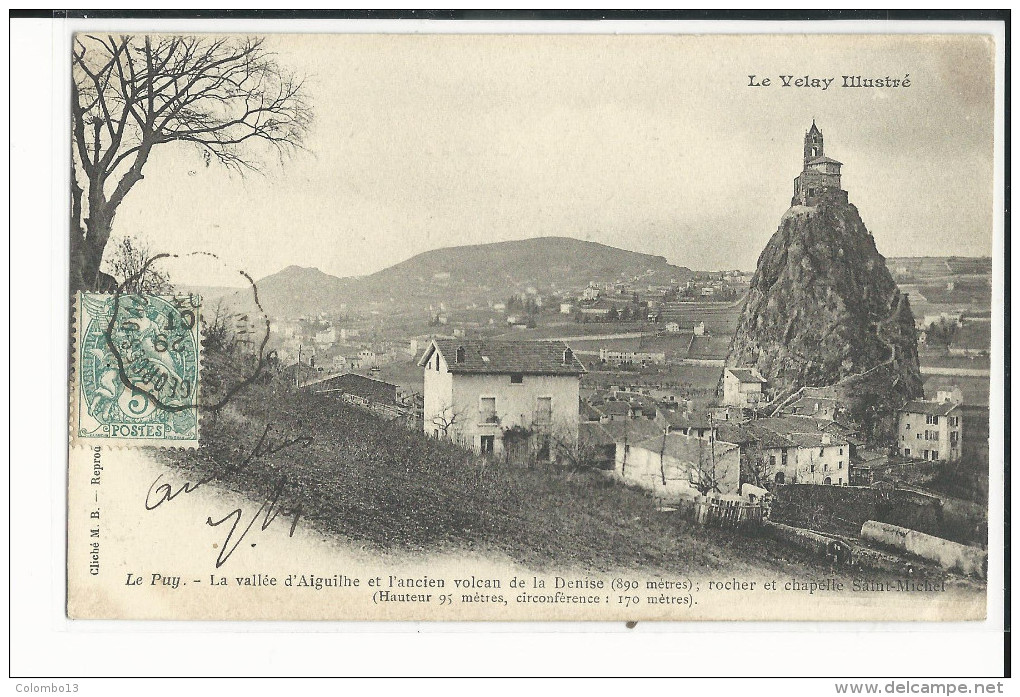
[73,292,200,447]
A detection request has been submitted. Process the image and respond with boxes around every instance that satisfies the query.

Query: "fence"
[668,496,765,529]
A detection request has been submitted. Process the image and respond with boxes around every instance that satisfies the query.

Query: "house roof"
[603,401,632,416]
[579,400,603,422]
[419,339,586,376]
[587,419,664,446]
[742,423,797,449]
[783,396,839,416]
[726,367,766,384]
[631,432,740,462]
[748,416,848,449]
[807,156,843,166]
[900,400,960,417]
[663,411,714,430]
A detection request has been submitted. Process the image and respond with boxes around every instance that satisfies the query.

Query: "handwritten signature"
[145,423,313,567]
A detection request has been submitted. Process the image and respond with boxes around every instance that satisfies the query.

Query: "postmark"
[74,292,201,447]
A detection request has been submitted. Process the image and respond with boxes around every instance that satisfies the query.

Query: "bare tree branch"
[70,33,313,292]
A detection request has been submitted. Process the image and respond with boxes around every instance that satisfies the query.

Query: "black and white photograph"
[59,28,1002,623]
[8,12,1008,684]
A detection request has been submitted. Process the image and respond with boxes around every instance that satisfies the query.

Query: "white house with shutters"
[897,389,963,462]
[418,339,585,463]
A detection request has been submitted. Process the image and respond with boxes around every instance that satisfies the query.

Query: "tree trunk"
[74,203,115,293]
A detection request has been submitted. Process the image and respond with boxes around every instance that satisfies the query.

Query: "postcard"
[66,29,999,621]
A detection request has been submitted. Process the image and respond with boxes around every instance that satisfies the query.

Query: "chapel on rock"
[791,120,849,207]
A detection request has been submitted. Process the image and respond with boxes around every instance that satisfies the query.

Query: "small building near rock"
[722,367,767,408]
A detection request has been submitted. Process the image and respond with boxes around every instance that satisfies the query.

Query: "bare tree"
[548,421,600,470]
[104,235,174,293]
[740,437,775,490]
[202,297,242,354]
[430,404,463,439]
[688,430,733,497]
[71,34,312,292]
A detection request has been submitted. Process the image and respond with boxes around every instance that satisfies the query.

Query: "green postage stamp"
[73,292,200,447]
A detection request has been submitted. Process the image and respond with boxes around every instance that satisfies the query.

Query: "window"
[932,451,939,461]
[819,448,825,456]
[904,448,911,457]
[906,423,911,430]
[769,455,777,468]
[823,464,829,472]
[949,416,959,427]
[434,357,439,372]
[839,448,843,456]
[480,397,497,423]
[536,397,552,424]
[922,450,929,460]
[781,449,788,466]
[932,416,939,425]
[480,435,494,454]
[810,464,815,473]
[917,433,922,440]
[510,374,523,384]
[838,461,843,470]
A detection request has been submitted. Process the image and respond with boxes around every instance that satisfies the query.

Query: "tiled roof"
[631,432,740,461]
[900,400,960,417]
[807,156,843,165]
[726,367,766,383]
[742,423,797,449]
[663,411,714,430]
[748,416,848,448]
[603,401,631,416]
[784,396,839,416]
[596,419,664,444]
[420,339,586,375]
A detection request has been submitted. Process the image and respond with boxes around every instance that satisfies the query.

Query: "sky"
[109,33,996,285]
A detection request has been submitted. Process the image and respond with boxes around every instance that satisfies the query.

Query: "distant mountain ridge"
[230,236,694,319]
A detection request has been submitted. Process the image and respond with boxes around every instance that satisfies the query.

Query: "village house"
[418,339,585,463]
[722,367,767,408]
[615,431,742,500]
[746,417,851,486]
[897,388,963,462]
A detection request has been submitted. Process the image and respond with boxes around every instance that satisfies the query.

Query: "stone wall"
[770,483,943,538]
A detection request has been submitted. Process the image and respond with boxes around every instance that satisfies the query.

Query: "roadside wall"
[770,484,943,538]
